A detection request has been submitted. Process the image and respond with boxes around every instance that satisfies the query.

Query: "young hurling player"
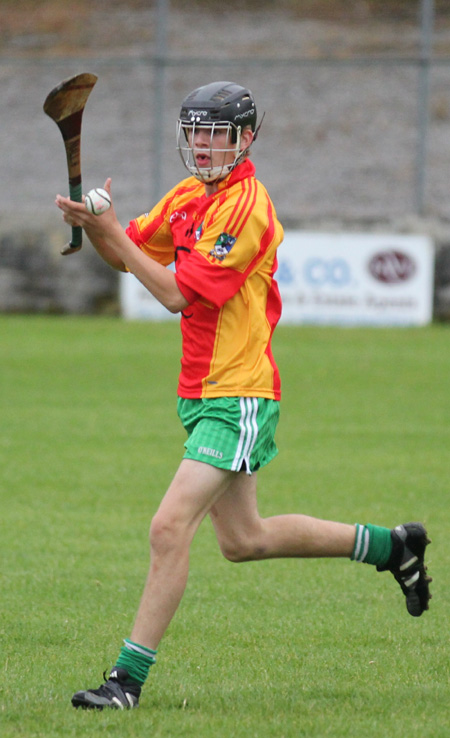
[56,81,432,711]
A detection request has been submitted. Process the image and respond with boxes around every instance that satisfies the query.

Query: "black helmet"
[179,81,257,133]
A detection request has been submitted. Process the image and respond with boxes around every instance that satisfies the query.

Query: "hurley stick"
[44,73,98,255]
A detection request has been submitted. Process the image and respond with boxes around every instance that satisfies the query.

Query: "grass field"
[1,316,449,738]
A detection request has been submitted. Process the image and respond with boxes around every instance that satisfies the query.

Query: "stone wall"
[0,225,118,315]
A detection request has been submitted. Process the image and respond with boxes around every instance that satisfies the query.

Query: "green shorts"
[177,397,280,474]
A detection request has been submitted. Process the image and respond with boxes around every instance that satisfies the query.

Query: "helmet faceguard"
[176,119,245,184]
[176,81,258,184]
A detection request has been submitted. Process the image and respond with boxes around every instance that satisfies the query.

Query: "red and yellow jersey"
[126,159,283,400]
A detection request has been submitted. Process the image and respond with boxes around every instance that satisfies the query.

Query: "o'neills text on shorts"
[198,446,224,459]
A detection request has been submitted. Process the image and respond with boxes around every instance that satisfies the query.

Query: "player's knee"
[221,545,248,563]
[149,511,185,554]
[218,536,266,563]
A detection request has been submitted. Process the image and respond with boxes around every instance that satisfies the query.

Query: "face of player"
[186,124,237,171]
[177,120,254,188]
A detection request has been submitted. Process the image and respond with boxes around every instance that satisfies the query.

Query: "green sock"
[114,639,157,686]
[351,523,392,566]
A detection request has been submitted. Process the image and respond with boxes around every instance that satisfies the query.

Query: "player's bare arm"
[56,181,189,313]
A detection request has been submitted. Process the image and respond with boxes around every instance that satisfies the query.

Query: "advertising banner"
[277,232,434,326]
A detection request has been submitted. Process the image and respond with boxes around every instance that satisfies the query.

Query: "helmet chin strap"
[192,163,235,184]
[252,111,265,143]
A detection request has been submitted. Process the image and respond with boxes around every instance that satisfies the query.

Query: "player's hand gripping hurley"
[43,72,98,255]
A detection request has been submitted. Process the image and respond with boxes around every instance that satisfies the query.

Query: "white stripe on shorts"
[231,397,259,473]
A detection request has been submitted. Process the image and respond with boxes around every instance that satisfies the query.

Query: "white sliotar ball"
[85,188,112,215]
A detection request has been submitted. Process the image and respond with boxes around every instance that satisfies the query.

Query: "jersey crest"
[209,232,237,262]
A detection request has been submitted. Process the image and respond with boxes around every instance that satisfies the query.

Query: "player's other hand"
[55,177,116,229]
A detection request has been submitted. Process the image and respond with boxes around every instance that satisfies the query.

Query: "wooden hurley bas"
[43,72,98,255]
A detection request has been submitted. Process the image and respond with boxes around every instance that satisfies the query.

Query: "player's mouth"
[195,152,211,167]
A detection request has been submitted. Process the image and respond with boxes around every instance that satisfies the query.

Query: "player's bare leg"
[209,471,356,562]
[72,459,234,710]
[210,473,431,618]
[72,466,431,709]
[131,459,234,650]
